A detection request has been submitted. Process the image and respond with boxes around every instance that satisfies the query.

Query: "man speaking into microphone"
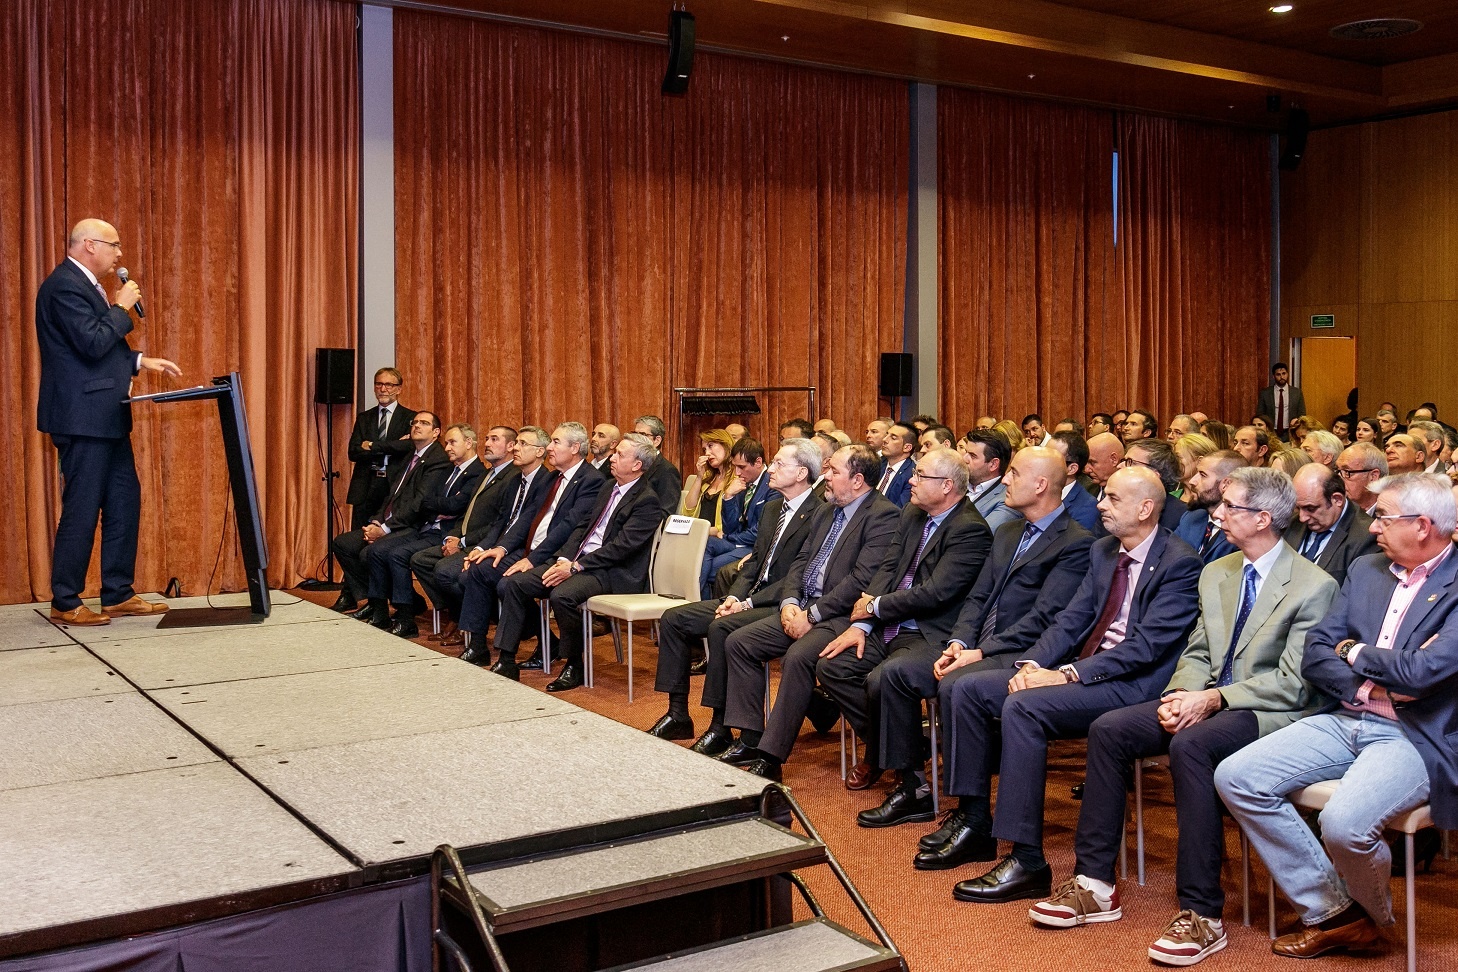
[36,219,181,625]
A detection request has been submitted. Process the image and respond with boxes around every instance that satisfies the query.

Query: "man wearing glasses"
[346,368,417,534]
[1217,472,1458,959]
[37,219,181,626]
[1335,443,1388,515]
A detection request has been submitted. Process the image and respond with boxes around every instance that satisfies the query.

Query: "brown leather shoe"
[428,621,458,643]
[439,629,465,648]
[50,605,111,626]
[845,761,884,791]
[101,595,171,618]
[1272,917,1384,959]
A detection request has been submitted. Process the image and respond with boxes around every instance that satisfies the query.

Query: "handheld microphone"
[117,267,145,318]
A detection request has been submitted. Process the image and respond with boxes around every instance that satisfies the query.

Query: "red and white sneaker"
[1149,910,1227,966]
[1029,875,1122,928]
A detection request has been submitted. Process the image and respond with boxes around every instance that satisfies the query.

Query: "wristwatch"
[1058,664,1080,684]
[1335,639,1358,662]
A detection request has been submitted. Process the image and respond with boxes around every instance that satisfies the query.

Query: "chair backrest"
[650,516,710,601]
[679,477,700,515]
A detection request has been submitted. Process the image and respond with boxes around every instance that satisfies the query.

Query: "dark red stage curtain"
[0,0,357,604]
[393,12,907,464]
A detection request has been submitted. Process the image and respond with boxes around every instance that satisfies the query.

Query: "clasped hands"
[541,558,578,587]
[1156,688,1224,732]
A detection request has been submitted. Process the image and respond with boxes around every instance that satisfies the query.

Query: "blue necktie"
[883,517,938,641]
[1299,529,1326,561]
[978,521,1040,643]
[1215,564,1258,687]
[803,507,847,601]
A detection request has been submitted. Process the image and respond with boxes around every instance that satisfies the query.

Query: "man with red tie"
[1258,362,1306,443]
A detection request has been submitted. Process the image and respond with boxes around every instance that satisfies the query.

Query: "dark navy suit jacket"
[35,258,138,439]
[722,469,772,547]
[1062,482,1103,533]
[878,458,915,508]
[503,461,605,564]
[1177,507,1238,564]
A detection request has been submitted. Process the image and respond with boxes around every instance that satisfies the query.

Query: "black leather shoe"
[690,726,735,756]
[648,714,695,740]
[1071,782,1085,800]
[459,644,491,666]
[488,658,520,680]
[807,688,840,734]
[742,758,782,781]
[331,591,358,612]
[913,822,998,871]
[346,600,379,621]
[545,664,583,692]
[389,618,420,638]
[717,742,766,766]
[519,653,544,671]
[857,787,935,828]
[920,808,969,851]
[371,611,397,631]
[951,855,1053,903]
[688,644,708,676]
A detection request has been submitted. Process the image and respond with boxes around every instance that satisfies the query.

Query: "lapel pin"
[1428,594,1438,602]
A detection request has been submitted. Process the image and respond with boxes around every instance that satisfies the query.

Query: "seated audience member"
[1353,417,1380,443]
[717,445,900,780]
[814,418,838,434]
[1054,418,1085,436]
[1084,432,1125,504]
[1033,469,1337,967]
[1336,443,1387,516]
[632,414,683,517]
[1188,410,1210,427]
[1022,414,1051,447]
[962,429,1018,531]
[1087,413,1113,438]
[1121,409,1158,444]
[1216,472,1458,960]
[829,429,852,446]
[1199,420,1232,451]
[1175,450,1247,564]
[1289,415,1322,447]
[865,417,892,455]
[1375,408,1401,440]
[1172,434,1217,496]
[1408,420,1447,475]
[930,468,1201,901]
[1123,439,1187,532]
[876,423,918,507]
[1384,433,1427,475]
[910,414,938,436]
[457,423,605,669]
[1412,402,1437,423]
[1251,414,1274,436]
[724,422,747,443]
[494,434,666,691]
[1270,447,1313,477]
[1330,417,1352,447]
[920,425,956,456]
[699,437,770,599]
[974,415,998,431]
[994,419,1026,453]
[1165,414,1200,441]
[1287,464,1379,588]
[333,411,450,623]
[649,439,824,747]
[413,426,534,647]
[1048,431,1102,532]
[683,428,738,527]
[1301,430,1342,468]
[366,423,486,638]
[780,418,816,442]
[1232,425,1272,467]
[588,423,621,472]
[858,447,1091,821]
[1111,410,1130,432]
[817,448,993,788]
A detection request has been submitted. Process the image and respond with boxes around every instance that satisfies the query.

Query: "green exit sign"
[1311,314,1335,329]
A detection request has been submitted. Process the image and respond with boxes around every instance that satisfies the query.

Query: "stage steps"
[431,783,903,972]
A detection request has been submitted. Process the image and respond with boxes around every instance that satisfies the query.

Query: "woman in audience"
[682,428,739,532]
[1173,433,1217,501]
[1288,415,1324,447]
[1198,420,1232,451]
[1269,446,1312,476]
[1331,416,1352,446]
[1354,416,1380,443]
[993,419,1025,452]
[1250,414,1273,435]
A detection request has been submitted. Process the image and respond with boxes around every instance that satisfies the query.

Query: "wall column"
[905,83,938,420]
[359,5,395,397]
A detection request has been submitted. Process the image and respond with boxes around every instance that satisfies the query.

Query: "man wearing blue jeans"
[1216,472,1458,959]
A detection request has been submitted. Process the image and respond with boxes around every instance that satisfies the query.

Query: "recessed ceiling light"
[1027,73,1036,79]
[1270,5,1293,13]
[781,34,789,41]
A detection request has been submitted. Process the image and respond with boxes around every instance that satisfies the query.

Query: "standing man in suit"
[1049,432,1102,532]
[1287,464,1379,589]
[36,220,181,626]
[932,468,1201,901]
[860,448,1093,826]
[632,415,683,518]
[346,368,417,532]
[718,445,901,779]
[649,438,824,747]
[1217,473,1458,959]
[817,448,994,790]
[962,429,1018,531]
[876,423,917,508]
[1031,468,1339,967]
[1258,362,1306,442]
[1176,451,1247,564]
[494,434,666,691]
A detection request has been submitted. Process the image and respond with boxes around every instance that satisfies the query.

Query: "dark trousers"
[814,630,894,762]
[869,637,1013,772]
[1075,700,1259,918]
[654,600,774,709]
[331,528,371,599]
[369,527,436,603]
[50,434,141,610]
[945,667,1149,849]
[725,614,847,761]
[458,552,520,634]
[411,545,467,616]
[495,565,604,665]
[713,561,743,598]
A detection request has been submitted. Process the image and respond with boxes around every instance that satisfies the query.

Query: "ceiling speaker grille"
[1330,18,1424,40]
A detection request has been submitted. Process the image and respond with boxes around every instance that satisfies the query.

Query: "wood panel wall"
[1281,109,1458,422]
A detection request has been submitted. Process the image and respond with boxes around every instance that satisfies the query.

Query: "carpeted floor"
[298,590,1456,972]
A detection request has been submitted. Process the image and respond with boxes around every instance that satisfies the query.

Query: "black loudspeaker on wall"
[879,352,914,399]
[314,348,355,405]
[662,10,695,95]
[1278,108,1309,172]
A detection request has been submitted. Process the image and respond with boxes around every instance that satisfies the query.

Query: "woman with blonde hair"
[992,419,1025,452]
[1288,415,1324,447]
[1199,420,1232,451]
[1173,434,1217,499]
[1269,446,1312,476]
[682,429,739,532]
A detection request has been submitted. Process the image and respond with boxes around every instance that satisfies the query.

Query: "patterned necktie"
[504,474,530,530]
[1199,516,1217,557]
[978,521,1039,643]
[577,485,623,558]
[757,502,793,585]
[803,507,848,601]
[381,452,421,521]
[878,464,895,493]
[883,517,938,642]
[1216,564,1259,687]
[378,405,389,437]
[1078,553,1135,660]
[1299,529,1326,561]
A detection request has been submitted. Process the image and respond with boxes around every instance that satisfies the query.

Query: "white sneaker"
[1029,875,1122,928]
[1149,910,1227,966]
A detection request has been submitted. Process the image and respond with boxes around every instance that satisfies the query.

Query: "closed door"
[1296,337,1357,427]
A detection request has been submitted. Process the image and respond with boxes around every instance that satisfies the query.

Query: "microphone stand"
[300,401,343,591]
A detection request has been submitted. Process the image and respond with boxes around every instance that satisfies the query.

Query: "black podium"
[126,372,271,625]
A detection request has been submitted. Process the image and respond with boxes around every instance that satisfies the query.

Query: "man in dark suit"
[648,438,824,749]
[817,447,993,797]
[1286,463,1379,588]
[36,220,181,626]
[365,423,485,638]
[632,415,683,518]
[1257,362,1306,441]
[1124,439,1188,534]
[1337,443,1387,516]
[858,447,1093,826]
[698,437,771,598]
[875,423,917,508]
[345,367,416,532]
[1218,472,1458,959]
[932,468,1201,902]
[1176,450,1247,564]
[1032,468,1338,967]
[717,444,901,779]
[494,434,666,691]
[458,422,603,668]
[1049,432,1102,533]
[333,411,450,625]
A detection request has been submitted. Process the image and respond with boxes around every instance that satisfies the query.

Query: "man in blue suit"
[1050,431,1103,533]
[1217,472,1458,959]
[1176,450,1246,563]
[699,437,771,598]
[875,422,917,508]
[36,219,180,626]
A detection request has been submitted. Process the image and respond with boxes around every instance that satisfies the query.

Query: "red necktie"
[1078,554,1134,660]
[524,475,564,552]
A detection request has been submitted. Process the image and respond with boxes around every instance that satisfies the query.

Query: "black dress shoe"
[648,714,695,740]
[913,821,998,871]
[389,618,420,638]
[1071,782,1085,800]
[742,758,782,781]
[920,808,969,851]
[807,688,841,734]
[371,612,397,631]
[857,787,935,828]
[690,726,735,756]
[545,664,583,692]
[519,654,544,671]
[489,658,520,680]
[346,600,379,621]
[689,655,708,676]
[951,855,1053,903]
[460,644,491,666]
[331,591,358,612]
[718,742,766,766]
